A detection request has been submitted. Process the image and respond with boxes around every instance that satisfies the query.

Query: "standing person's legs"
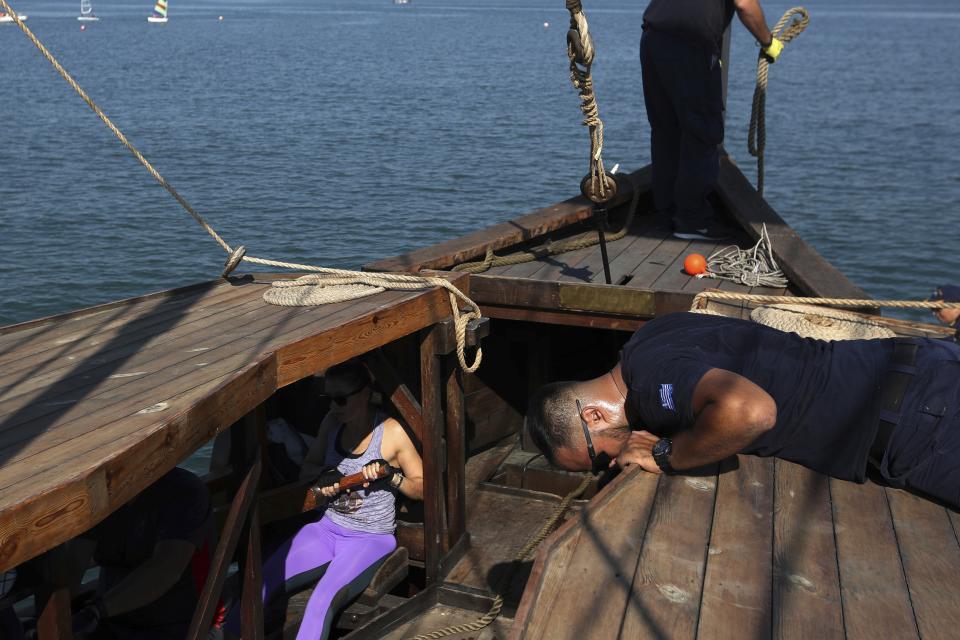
[640,29,680,217]
[673,51,723,232]
[295,523,396,640]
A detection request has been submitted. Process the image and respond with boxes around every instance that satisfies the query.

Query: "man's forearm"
[735,1,773,45]
[669,402,774,470]
[101,541,194,616]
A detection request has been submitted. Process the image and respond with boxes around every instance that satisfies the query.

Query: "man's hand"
[615,430,662,474]
[72,600,106,637]
[762,37,784,63]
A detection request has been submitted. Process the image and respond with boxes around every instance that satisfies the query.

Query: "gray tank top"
[322,414,397,534]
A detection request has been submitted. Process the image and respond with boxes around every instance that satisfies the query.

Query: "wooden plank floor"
[513,462,960,640]
[0,274,461,572]
[478,212,791,303]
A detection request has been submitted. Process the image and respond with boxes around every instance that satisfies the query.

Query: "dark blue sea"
[3,0,959,325]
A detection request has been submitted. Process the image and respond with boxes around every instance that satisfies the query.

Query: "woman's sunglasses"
[330,384,366,406]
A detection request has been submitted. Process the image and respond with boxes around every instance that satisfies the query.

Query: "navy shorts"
[882,339,960,509]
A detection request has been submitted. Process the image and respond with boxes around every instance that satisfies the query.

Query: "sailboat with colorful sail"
[78,0,99,21]
[147,0,167,23]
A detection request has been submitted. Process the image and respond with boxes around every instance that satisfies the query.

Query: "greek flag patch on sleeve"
[659,384,675,411]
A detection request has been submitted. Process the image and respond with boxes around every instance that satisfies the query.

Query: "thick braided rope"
[452,172,642,274]
[4,2,483,373]
[565,0,609,202]
[407,474,592,640]
[748,7,809,195]
[691,291,960,311]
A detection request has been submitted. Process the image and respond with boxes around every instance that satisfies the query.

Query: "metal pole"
[594,204,612,285]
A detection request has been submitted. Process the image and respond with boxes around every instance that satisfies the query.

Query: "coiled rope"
[407,474,592,640]
[452,170,641,274]
[748,7,809,195]
[701,223,789,288]
[691,291,960,312]
[2,0,482,373]
[565,0,611,203]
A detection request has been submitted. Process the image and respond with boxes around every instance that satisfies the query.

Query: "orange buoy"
[683,253,707,275]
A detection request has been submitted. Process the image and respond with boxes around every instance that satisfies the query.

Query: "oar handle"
[301,461,399,512]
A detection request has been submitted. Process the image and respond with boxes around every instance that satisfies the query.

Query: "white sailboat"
[78,0,99,21]
[0,10,28,23]
[147,0,167,23]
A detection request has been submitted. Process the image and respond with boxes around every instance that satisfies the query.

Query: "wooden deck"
[0,273,464,572]
[512,462,960,640]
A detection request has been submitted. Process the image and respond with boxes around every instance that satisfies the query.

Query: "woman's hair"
[324,359,370,391]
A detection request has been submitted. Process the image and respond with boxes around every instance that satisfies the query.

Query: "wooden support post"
[443,336,467,555]
[420,325,447,585]
[240,499,264,640]
[36,587,72,640]
[187,457,262,640]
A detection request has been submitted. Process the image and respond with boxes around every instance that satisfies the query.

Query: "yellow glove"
[762,37,784,63]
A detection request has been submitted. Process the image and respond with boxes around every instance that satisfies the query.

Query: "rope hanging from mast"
[1,0,482,373]
[565,0,614,203]
[748,7,809,195]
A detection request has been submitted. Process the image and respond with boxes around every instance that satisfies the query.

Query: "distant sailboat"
[78,0,99,21]
[0,10,28,23]
[147,0,167,23]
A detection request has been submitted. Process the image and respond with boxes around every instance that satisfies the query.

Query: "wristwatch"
[389,472,405,489]
[651,438,675,474]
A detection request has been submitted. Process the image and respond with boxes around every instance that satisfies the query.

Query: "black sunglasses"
[330,384,366,406]
[576,399,602,474]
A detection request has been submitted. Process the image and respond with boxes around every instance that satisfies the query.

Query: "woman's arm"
[299,412,337,480]
[383,419,424,500]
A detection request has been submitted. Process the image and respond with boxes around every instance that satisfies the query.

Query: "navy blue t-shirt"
[643,0,736,53]
[620,313,893,481]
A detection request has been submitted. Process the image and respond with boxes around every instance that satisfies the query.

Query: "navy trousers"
[640,28,724,230]
[881,339,960,510]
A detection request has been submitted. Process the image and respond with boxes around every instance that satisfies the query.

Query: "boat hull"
[147,15,167,23]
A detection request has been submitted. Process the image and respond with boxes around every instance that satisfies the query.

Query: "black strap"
[869,341,919,467]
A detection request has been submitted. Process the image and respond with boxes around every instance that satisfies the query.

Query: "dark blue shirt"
[620,313,893,481]
[643,0,735,53]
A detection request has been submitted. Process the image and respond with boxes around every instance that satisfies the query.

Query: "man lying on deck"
[526,312,960,510]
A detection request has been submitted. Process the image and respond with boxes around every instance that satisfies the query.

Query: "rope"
[701,223,789,288]
[751,304,897,340]
[452,171,642,274]
[748,7,809,195]
[407,474,592,640]
[565,0,613,202]
[2,0,483,373]
[691,291,960,311]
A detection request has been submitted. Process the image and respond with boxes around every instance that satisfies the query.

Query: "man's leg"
[295,524,396,640]
[640,30,680,218]
[670,44,724,231]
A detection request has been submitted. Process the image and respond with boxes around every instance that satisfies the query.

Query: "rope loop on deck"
[701,224,789,288]
[407,474,592,640]
[748,7,809,195]
[3,0,483,374]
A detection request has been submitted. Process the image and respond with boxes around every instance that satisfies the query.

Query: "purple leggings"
[226,516,395,639]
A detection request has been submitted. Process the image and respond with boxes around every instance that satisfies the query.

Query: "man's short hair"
[526,381,582,464]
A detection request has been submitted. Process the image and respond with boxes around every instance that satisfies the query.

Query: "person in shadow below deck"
[930,285,960,343]
[641,0,785,240]
[224,359,424,640]
[526,312,960,511]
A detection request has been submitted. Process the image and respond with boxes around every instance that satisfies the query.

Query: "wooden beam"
[187,457,262,640]
[364,167,651,273]
[36,587,72,640]
[444,352,466,554]
[240,500,264,640]
[419,326,446,585]
[362,349,424,447]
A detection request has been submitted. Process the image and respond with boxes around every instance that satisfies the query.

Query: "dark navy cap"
[930,285,960,303]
